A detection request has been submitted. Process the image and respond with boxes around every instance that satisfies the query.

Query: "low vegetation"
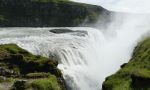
[31,76,61,90]
[0,0,109,27]
[102,37,150,90]
[0,44,66,90]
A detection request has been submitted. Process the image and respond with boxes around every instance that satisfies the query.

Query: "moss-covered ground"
[0,44,66,90]
[103,37,150,90]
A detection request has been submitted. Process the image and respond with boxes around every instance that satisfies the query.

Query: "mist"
[71,0,150,13]
[0,0,150,90]
[67,0,150,89]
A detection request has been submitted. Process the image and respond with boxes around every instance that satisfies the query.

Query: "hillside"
[0,44,66,90]
[102,37,150,90]
[0,0,110,27]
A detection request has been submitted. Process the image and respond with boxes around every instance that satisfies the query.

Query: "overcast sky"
[71,0,150,13]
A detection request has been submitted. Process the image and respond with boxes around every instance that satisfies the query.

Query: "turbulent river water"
[0,22,150,90]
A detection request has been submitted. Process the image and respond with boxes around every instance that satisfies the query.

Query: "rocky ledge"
[0,44,66,90]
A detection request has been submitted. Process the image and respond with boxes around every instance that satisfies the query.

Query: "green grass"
[31,76,61,90]
[0,44,65,90]
[103,37,150,90]
[0,0,105,27]
[26,72,51,78]
[0,77,15,83]
[0,44,60,76]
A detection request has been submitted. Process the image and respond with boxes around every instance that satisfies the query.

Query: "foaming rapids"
[0,14,150,90]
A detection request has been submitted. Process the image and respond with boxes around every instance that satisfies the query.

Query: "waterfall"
[0,16,150,90]
[1,10,150,90]
[1,0,150,90]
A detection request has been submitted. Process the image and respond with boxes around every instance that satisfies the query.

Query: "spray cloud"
[1,1,150,90]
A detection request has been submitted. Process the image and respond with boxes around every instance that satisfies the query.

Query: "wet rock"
[131,74,150,89]
[49,29,74,34]
[11,80,27,90]
[50,29,88,36]
[0,67,19,77]
[0,76,6,81]
[120,63,127,68]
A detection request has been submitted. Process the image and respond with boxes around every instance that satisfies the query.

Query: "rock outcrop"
[50,29,75,33]
[49,29,88,36]
[0,44,66,90]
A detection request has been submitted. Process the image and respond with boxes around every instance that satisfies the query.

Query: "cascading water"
[1,1,150,87]
[0,13,150,90]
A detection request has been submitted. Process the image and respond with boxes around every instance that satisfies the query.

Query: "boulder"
[50,29,74,34]
[11,80,27,90]
[49,29,88,36]
[0,67,19,77]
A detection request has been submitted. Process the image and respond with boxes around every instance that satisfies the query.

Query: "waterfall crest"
[0,21,150,90]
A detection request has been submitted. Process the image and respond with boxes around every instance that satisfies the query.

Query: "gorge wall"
[0,0,110,27]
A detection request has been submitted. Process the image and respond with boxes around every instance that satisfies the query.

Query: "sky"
[71,0,150,13]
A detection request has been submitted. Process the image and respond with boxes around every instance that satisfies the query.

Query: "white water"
[0,4,150,88]
[0,14,150,90]
[71,0,150,13]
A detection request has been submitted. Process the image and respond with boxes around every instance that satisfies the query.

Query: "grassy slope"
[0,44,66,90]
[0,0,109,27]
[102,37,150,90]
